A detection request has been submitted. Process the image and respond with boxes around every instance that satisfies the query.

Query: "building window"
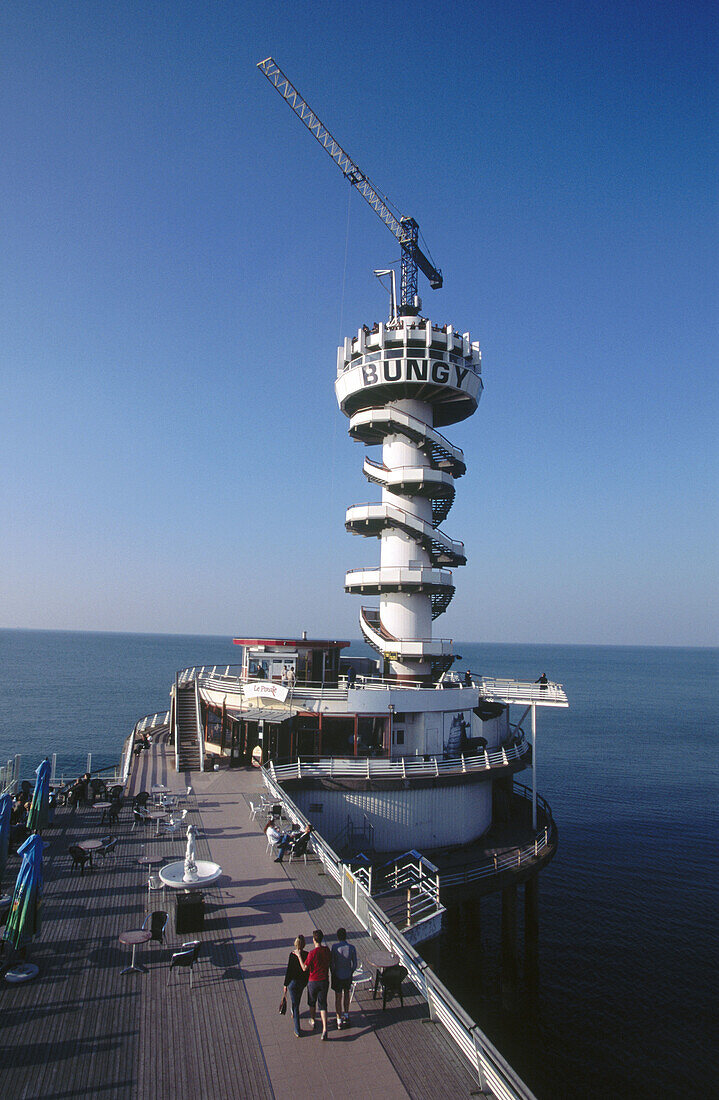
[394,729,405,746]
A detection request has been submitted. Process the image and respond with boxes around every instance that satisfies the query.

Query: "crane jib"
[257,56,442,297]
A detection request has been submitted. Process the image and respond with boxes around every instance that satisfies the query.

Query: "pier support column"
[524,876,540,999]
[501,885,518,1009]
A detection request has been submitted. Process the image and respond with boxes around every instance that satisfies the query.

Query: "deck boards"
[0,739,484,1099]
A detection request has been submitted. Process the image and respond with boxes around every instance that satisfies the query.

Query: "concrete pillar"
[524,876,540,998]
[501,884,518,1009]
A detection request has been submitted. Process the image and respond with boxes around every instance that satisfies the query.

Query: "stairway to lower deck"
[176,683,201,772]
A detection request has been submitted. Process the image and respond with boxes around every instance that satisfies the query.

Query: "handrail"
[272,741,529,781]
[177,664,566,703]
[260,765,536,1099]
[346,501,465,556]
[349,406,466,467]
[440,784,555,889]
[363,457,454,486]
[0,754,21,797]
[194,678,204,772]
[174,673,180,772]
[346,565,453,581]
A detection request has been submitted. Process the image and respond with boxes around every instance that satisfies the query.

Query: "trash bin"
[175,889,204,934]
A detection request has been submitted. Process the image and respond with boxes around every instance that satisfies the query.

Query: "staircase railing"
[194,678,204,772]
[173,673,180,772]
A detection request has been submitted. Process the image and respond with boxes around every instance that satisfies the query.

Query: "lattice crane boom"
[257,57,442,313]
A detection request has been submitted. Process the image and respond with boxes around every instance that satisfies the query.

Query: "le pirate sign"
[244,681,290,703]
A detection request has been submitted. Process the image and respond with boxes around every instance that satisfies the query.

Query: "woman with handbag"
[282,934,308,1037]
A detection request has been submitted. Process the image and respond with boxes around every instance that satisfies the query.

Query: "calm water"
[1,630,717,1098]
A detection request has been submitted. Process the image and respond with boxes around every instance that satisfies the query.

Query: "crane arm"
[257,57,442,302]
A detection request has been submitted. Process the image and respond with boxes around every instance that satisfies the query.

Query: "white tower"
[336,316,482,681]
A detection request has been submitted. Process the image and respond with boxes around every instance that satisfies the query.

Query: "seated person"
[288,823,313,854]
[264,819,295,863]
[67,776,87,808]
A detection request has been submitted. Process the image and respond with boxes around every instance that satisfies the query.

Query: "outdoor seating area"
[0,745,480,1099]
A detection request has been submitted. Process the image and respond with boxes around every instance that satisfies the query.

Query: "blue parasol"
[26,758,50,833]
[0,792,11,881]
[4,833,44,950]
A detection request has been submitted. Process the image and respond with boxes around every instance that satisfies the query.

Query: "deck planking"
[1,737,484,1099]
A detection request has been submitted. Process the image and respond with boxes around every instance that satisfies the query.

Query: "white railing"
[120,733,135,785]
[349,406,466,468]
[194,679,204,772]
[1,754,21,797]
[478,677,568,706]
[270,740,529,783]
[177,665,567,706]
[346,501,465,559]
[260,766,536,1100]
[174,674,180,772]
[440,786,556,888]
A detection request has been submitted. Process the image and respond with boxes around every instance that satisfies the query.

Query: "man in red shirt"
[296,929,332,1039]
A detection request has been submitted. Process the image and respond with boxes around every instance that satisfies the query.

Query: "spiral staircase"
[335,317,482,681]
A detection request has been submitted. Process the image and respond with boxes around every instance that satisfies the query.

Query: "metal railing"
[1,754,21,797]
[260,765,536,1100]
[173,674,180,772]
[177,664,565,702]
[440,785,556,889]
[269,740,529,783]
[194,678,204,772]
[479,676,568,706]
[372,850,442,930]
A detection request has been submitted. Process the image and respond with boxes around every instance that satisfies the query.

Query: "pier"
[0,734,533,1099]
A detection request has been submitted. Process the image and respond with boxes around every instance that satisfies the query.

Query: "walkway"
[0,738,479,1099]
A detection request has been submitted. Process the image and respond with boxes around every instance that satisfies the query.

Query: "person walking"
[282,934,308,1037]
[295,929,331,1039]
[330,927,357,1029]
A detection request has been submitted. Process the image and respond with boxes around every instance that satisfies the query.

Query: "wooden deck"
[0,738,480,1099]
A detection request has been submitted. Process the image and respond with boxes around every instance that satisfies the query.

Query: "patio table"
[119,929,152,974]
[148,811,167,836]
[78,838,104,866]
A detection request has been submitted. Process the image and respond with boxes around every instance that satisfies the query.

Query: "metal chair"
[132,808,151,831]
[143,909,169,945]
[374,964,408,1009]
[68,845,91,875]
[167,940,201,988]
[109,785,124,801]
[148,873,165,903]
[107,800,122,825]
[288,833,311,864]
[349,965,373,1005]
[97,836,118,860]
[133,791,150,809]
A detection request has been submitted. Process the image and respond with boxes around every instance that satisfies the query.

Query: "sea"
[1,629,716,1099]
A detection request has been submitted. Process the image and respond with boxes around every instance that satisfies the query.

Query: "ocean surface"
[1,629,716,1099]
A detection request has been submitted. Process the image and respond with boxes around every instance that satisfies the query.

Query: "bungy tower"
[336,317,482,683]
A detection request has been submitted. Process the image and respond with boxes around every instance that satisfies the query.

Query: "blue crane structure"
[257,57,442,316]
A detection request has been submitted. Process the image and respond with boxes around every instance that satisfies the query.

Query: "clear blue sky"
[1,1,716,646]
